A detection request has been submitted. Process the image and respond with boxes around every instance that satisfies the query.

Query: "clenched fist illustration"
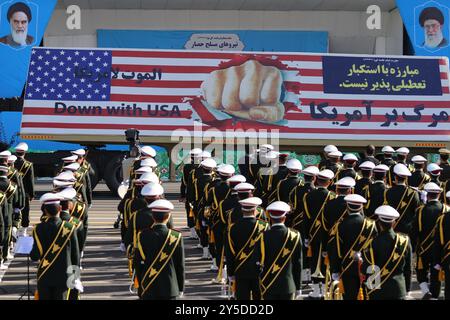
[201,60,285,123]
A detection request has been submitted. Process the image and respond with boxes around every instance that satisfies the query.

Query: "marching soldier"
[287,165,319,231]
[324,150,342,174]
[438,148,450,182]
[355,161,375,196]
[249,144,274,185]
[254,151,278,206]
[217,175,246,233]
[225,197,268,300]
[271,158,303,204]
[427,163,444,187]
[130,145,156,180]
[14,142,35,229]
[191,158,216,258]
[411,182,447,299]
[319,145,338,170]
[229,183,259,226]
[205,164,234,271]
[328,194,377,300]
[383,164,421,237]
[179,148,202,239]
[363,164,389,219]
[72,149,93,207]
[335,153,358,181]
[357,145,380,168]
[432,191,450,300]
[267,153,290,199]
[303,169,335,299]
[362,205,412,300]
[7,155,25,234]
[409,155,430,189]
[395,147,412,169]
[259,201,302,300]
[133,199,184,300]
[30,193,81,300]
[381,146,396,186]
[190,151,212,185]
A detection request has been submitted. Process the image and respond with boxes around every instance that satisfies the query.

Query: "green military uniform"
[408,170,431,189]
[355,177,371,196]
[362,229,412,300]
[134,224,184,300]
[180,162,197,228]
[118,186,146,244]
[259,224,302,300]
[14,155,34,227]
[411,200,447,298]
[7,165,25,228]
[0,175,19,260]
[382,158,396,187]
[439,159,450,182]
[191,172,214,248]
[0,191,5,248]
[363,180,388,219]
[383,184,421,236]
[433,210,450,299]
[272,174,302,204]
[225,216,268,300]
[287,181,314,231]
[328,213,377,300]
[30,216,80,300]
[321,195,347,245]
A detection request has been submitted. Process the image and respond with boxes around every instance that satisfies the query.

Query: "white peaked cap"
[135,166,153,174]
[396,147,410,155]
[303,166,320,176]
[317,169,335,180]
[373,164,389,173]
[424,182,442,193]
[15,142,28,152]
[141,182,164,197]
[393,164,411,177]
[200,150,212,158]
[7,155,17,163]
[266,201,291,218]
[58,187,77,200]
[62,155,78,162]
[227,175,246,185]
[217,164,235,176]
[328,151,343,158]
[138,172,159,184]
[189,148,202,156]
[343,153,358,162]
[63,162,80,171]
[427,163,443,175]
[148,199,174,212]
[335,177,356,188]
[201,158,216,169]
[382,146,395,153]
[141,157,157,168]
[359,161,376,170]
[375,205,400,223]
[235,182,255,192]
[324,145,338,153]
[40,192,64,205]
[286,159,303,172]
[239,197,262,209]
[55,171,76,182]
[411,155,427,164]
[71,149,86,156]
[344,194,367,205]
[140,145,156,157]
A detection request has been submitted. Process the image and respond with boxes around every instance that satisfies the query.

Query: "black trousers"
[2,226,11,259]
[263,293,295,300]
[235,276,261,300]
[21,196,31,228]
[342,273,361,300]
[212,224,224,265]
[443,265,450,300]
[416,256,441,298]
[37,284,67,300]
[185,202,195,228]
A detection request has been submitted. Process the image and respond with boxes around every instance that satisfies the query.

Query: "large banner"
[397,0,450,59]
[97,30,329,53]
[0,0,57,98]
[20,48,450,143]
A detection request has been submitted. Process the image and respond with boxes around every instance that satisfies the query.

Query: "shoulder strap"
[234,220,268,273]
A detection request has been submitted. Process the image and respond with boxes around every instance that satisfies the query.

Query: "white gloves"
[14,208,21,214]
[332,273,340,281]
[295,290,302,300]
[74,279,84,292]
[11,227,18,239]
[434,264,442,270]
[304,239,309,248]
[178,291,184,298]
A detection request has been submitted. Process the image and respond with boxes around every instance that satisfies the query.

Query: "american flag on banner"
[21,48,450,143]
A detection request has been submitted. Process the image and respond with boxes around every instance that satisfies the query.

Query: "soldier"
[363,164,389,219]
[249,144,274,186]
[287,165,319,231]
[71,149,93,207]
[432,191,450,300]
[7,155,25,236]
[267,153,290,199]
[322,177,355,246]
[383,164,421,237]
[438,148,450,182]
[319,145,338,170]
[381,146,396,186]
[205,164,234,271]
[411,182,447,299]
[362,205,412,300]
[328,194,377,300]
[254,151,278,205]
[427,163,444,187]
[225,197,268,300]
[229,183,258,226]
[357,145,380,168]
[191,158,216,258]
[271,158,303,204]
[335,153,358,181]
[355,161,375,196]
[190,150,212,186]
[259,201,302,300]
[395,147,412,169]
[303,169,335,299]
[30,193,81,300]
[14,142,35,229]
[218,175,246,233]
[325,150,343,175]
[130,145,156,180]
[133,199,184,300]
[179,148,202,239]
[409,155,430,189]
